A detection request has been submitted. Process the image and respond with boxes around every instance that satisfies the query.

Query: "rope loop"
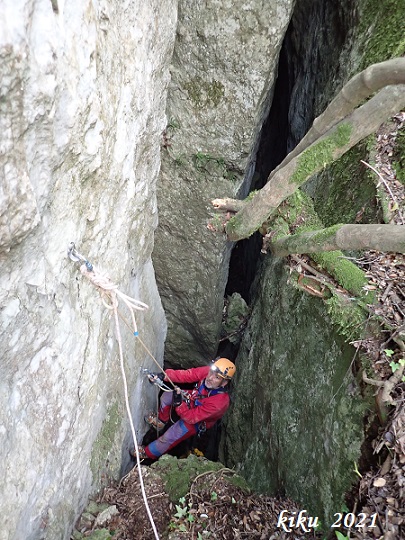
[74,258,159,539]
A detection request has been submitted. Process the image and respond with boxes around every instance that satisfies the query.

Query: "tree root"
[362,364,405,405]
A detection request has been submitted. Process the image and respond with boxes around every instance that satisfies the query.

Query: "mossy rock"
[306,140,380,227]
[72,529,113,540]
[357,0,405,69]
[152,454,238,502]
[87,530,113,540]
[393,127,405,185]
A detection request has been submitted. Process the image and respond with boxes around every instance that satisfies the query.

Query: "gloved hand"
[148,372,165,384]
[172,388,183,407]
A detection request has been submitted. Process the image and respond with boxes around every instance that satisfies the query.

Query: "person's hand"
[148,372,165,384]
[172,387,183,407]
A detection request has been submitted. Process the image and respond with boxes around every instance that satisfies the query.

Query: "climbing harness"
[67,242,161,540]
[193,381,227,437]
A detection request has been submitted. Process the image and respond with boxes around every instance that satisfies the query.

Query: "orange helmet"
[211,358,236,380]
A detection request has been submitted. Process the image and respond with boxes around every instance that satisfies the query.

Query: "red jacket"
[165,366,230,429]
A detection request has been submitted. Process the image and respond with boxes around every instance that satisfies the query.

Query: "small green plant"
[353,461,362,478]
[192,152,217,170]
[335,531,350,540]
[174,497,189,519]
[169,496,195,533]
[223,169,238,182]
[167,117,180,130]
[384,348,395,357]
[210,491,218,501]
[389,358,405,372]
[172,153,187,166]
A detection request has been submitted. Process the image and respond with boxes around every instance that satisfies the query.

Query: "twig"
[381,282,394,303]
[361,160,405,224]
[290,255,337,287]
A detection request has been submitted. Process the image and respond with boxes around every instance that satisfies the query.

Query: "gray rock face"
[222,257,364,524]
[0,1,175,538]
[153,0,295,367]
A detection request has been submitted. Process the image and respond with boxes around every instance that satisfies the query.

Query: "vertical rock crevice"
[153,0,295,368]
[222,0,356,360]
[225,0,357,291]
[221,0,372,524]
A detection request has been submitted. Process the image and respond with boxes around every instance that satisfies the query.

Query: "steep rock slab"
[153,0,295,366]
[0,1,175,539]
[222,257,364,525]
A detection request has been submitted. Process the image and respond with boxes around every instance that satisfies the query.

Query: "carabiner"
[67,242,93,271]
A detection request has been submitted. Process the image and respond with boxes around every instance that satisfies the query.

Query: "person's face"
[205,369,228,389]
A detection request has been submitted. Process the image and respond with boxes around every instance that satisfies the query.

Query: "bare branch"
[272,58,405,176]
[210,198,246,213]
[225,84,405,241]
[270,224,405,257]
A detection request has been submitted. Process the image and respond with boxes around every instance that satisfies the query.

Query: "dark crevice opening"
[217,31,293,362]
[219,0,356,363]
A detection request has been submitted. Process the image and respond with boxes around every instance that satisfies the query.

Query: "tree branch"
[225,83,405,241]
[270,224,405,257]
[271,58,405,177]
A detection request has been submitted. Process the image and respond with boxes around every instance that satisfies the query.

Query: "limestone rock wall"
[221,0,404,525]
[153,0,295,367]
[0,1,176,539]
[222,257,365,525]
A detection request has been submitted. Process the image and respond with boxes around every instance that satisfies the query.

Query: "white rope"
[79,264,160,540]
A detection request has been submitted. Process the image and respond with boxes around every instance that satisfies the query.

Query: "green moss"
[276,191,374,302]
[152,454,250,503]
[183,77,225,108]
[308,140,380,226]
[86,530,113,540]
[152,454,224,502]
[290,266,370,342]
[246,190,258,201]
[90,402,121,484]
[291,124,353,186]
[358,0,405,69]
[311,251,371,300]
[226,212,256,240]
[282,191,321,230]
[270,216,290,241]
[311,224,342,243]
[325,291,369,341]
[207,80,225,106]
[393,127,405,185]
[227,474,250,492]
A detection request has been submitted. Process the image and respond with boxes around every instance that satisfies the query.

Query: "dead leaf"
[373,477,387,487]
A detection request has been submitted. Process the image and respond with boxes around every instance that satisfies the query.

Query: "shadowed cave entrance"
[219,0,355,360]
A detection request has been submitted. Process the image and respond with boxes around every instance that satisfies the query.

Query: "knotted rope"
[79,263,160,540]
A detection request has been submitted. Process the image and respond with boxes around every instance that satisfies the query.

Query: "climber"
[132,358,236,461]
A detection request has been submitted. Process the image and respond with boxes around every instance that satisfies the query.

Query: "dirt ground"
[75,461,324,540]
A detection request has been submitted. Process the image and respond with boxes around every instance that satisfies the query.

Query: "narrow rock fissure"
[221,0,355,359]
[148,0,362,484]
